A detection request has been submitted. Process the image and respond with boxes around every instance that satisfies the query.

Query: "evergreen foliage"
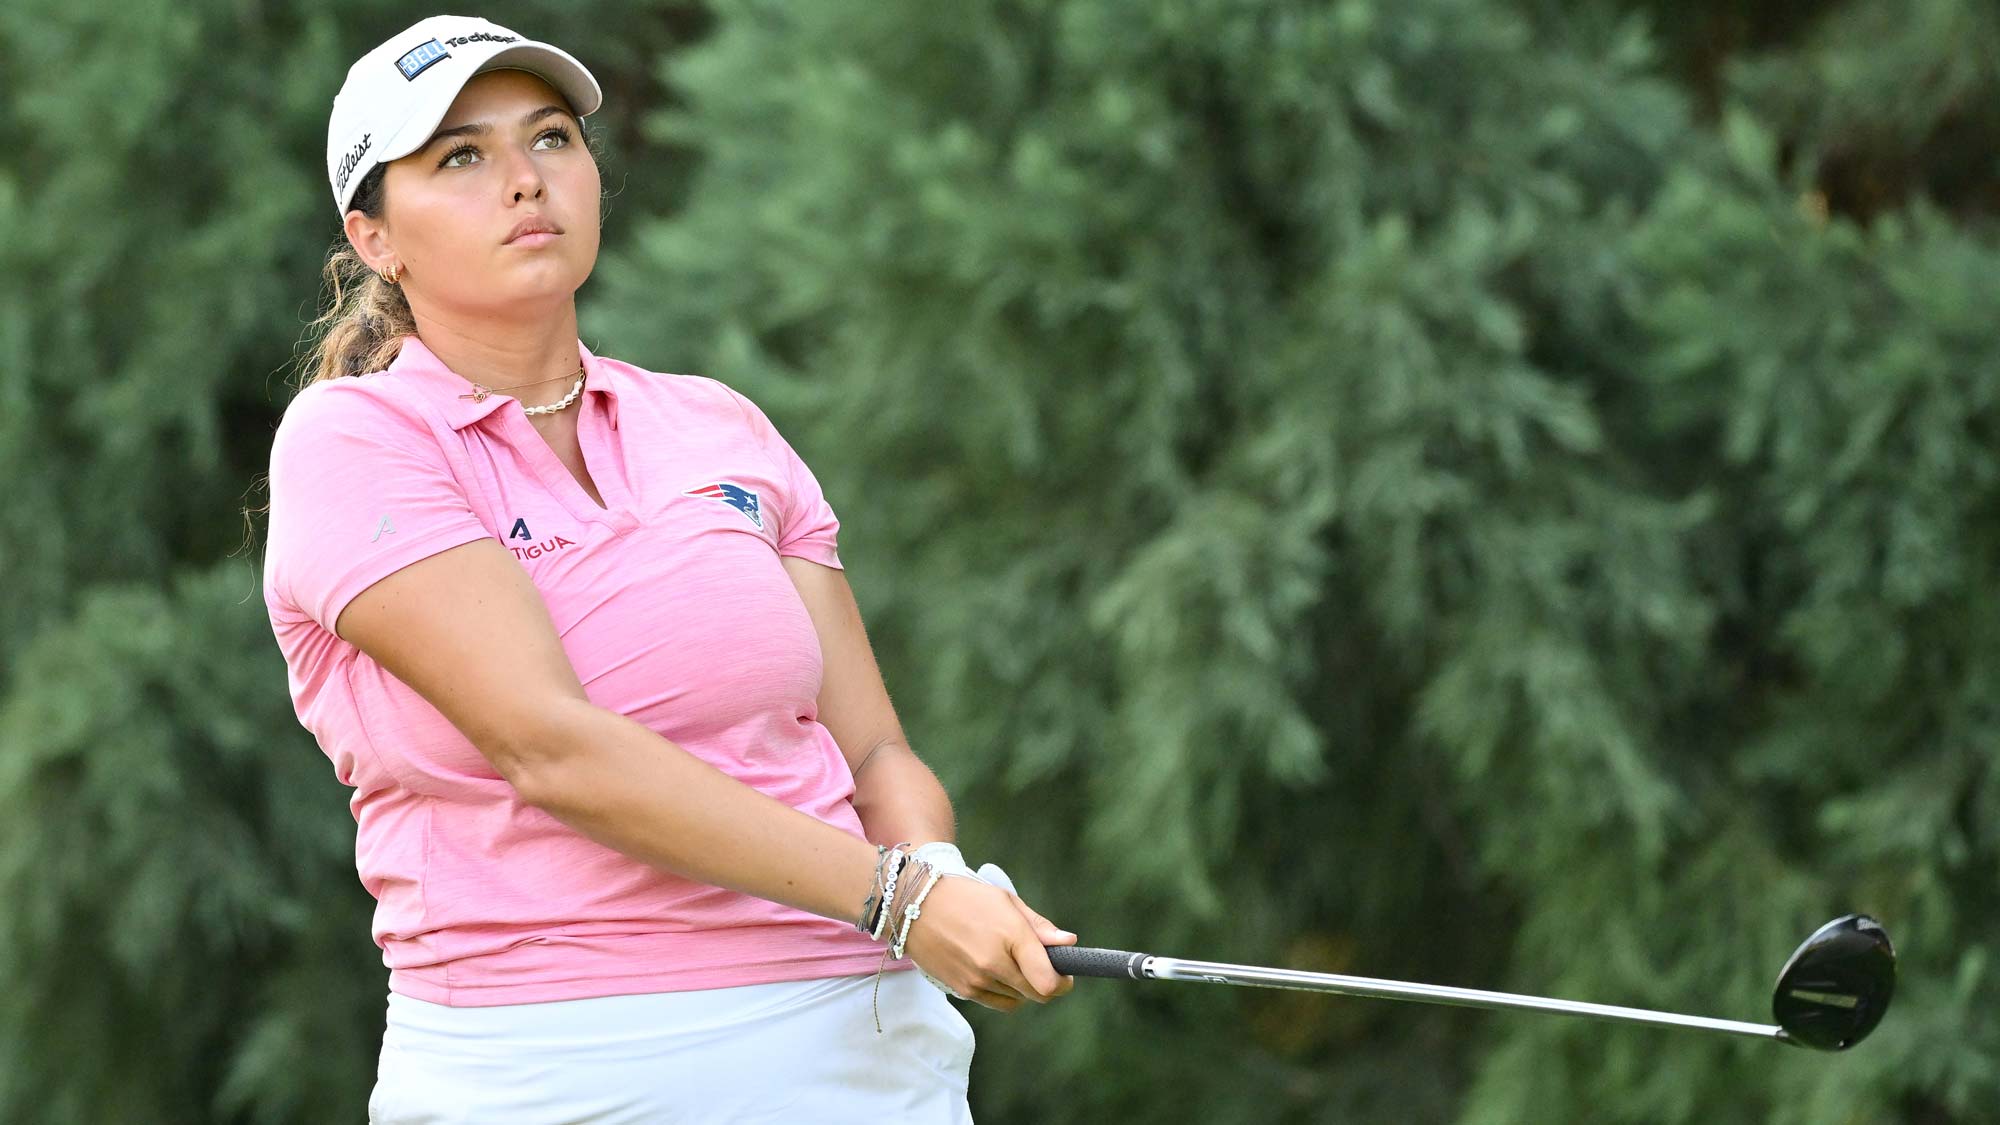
[0,3,701,1120]
[596,1,1999,1120]
[0,562,376,1123]
[2,0,1995,1121]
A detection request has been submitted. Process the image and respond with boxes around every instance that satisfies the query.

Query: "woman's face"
[349,69,601,318]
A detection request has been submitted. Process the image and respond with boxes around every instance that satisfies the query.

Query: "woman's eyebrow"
[422,105,574,150]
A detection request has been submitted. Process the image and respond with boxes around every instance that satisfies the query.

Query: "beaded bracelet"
[875,856,929,954]
[870,849,910,941]
[891,864,948,960]
[864,842,915,936]
[880,854,925,930]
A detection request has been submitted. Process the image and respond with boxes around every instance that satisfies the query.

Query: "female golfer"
[264,16,1073,1123]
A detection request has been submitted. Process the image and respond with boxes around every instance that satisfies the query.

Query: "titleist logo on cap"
[333,133,371,193]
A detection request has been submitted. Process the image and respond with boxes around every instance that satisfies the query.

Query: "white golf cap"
[326,15,602,215]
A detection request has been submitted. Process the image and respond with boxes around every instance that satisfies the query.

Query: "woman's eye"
[437,127,568,169]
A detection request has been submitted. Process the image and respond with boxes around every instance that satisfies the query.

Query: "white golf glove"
[906,843,1018,997]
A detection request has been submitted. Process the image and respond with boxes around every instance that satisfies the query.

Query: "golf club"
[1047,913,1893,1051]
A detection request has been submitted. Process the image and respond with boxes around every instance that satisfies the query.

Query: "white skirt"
[368,969,975,1124]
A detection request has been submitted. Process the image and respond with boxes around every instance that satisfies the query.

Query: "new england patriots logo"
[685,481,763,529]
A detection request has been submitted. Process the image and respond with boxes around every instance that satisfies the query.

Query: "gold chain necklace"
[457,364,586,407]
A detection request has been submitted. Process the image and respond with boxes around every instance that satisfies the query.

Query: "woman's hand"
[900,876,1078,1012]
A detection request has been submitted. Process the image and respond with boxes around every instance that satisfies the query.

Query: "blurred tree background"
[1,0,1994,1121]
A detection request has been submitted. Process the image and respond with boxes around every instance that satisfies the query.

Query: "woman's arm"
[337,538,880,922]
[780,555,954,845]
[335,537,1068,1008]
[781,555,1079,1001]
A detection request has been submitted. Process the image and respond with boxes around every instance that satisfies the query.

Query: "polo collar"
[385,334,620,431]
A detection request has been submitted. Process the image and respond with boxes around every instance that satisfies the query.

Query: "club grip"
[1047,945,1149,980]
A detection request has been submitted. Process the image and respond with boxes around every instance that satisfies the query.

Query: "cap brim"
[376,41,604,165]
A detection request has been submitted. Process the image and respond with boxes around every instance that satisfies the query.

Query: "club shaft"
[1114,952,1789,1044]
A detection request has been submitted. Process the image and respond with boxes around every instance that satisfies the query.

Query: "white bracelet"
[892,865,947,960]
[871,850,907,941]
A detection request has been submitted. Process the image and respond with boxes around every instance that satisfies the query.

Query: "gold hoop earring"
[382,263,403,284]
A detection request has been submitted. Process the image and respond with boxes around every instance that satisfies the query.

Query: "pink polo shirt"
[263,335,906,1006]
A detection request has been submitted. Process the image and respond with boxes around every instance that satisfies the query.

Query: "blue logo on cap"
[395,39,450,80]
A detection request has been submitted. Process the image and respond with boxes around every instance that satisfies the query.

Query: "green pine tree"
[0,3,704,1120]
[5,0,1998,1120]
[593,1,2000,1121]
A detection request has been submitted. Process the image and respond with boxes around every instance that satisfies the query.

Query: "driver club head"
[1771,914,1896,1051]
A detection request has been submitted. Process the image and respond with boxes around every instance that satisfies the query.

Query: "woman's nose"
[502,147,547,203]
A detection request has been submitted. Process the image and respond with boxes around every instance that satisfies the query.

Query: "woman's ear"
[343,207,395,276]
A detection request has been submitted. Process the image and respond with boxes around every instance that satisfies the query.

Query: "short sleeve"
[265,382,494,634]
[719,385,843,570]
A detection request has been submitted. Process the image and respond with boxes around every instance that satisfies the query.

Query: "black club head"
[1771,914,1895,1051]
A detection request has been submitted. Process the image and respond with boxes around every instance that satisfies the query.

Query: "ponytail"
[295,163,414,387]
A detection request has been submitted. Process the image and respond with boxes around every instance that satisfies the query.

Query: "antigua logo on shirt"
[506,517,575,562]
[685,482,763,530]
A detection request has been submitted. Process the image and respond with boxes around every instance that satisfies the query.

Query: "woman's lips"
[504,215,564,245]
